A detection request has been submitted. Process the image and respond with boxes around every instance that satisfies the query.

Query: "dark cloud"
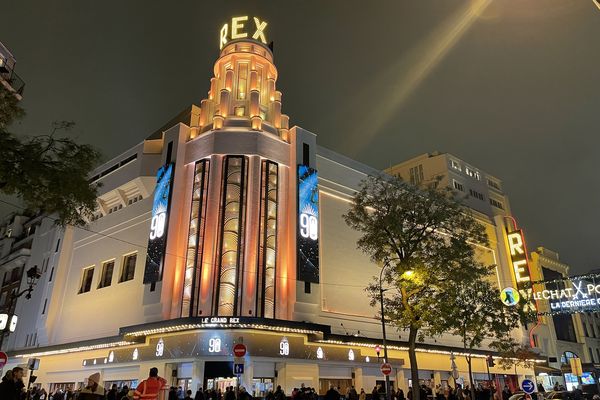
[2,1,599,273]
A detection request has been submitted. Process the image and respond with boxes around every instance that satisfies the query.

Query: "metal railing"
[0,64,25,96]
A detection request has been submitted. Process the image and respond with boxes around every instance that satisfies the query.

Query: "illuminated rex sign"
[220,16,268,49]
[506,229,536,312]
[143,163,174,284]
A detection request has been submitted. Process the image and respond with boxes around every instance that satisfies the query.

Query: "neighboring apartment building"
[4,19,536,395]
[529,250,600,391]
[0,41,25,100]
[0,213,64,350]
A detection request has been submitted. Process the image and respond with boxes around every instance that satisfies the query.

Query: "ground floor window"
[252,378,274,398]
[319,379,353,396]
[105,380,139,391]
[49,382,76,394]
[176,378,193,394]
[206,377,239,393]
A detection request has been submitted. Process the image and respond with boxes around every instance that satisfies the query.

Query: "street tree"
[0,84,101,225]
[436,276,522,400]
[344,175,489,400]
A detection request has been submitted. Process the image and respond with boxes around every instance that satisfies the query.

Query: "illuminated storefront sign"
[0,313,18,332]
[533,277,600,314]
[297,165,320,283]
[143,163,174,284]
[506,229,535,311]
[279,337,289,356]
[220,16,268,49]
[156,339,164,357]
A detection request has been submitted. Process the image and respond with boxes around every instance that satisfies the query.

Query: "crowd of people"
[0,368,596,400]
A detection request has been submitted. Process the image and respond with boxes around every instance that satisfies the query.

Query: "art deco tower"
[177,23,296,320]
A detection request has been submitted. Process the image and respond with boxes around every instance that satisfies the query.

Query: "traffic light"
[486,355,495,368]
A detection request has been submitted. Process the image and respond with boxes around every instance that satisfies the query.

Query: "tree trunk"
[467,356,475,400]
[409,324,420,400]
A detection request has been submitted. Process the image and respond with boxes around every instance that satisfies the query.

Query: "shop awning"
[535,365,563,375]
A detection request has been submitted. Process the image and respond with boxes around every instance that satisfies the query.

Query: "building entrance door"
[204,361,237,392]
[319,379,353,396]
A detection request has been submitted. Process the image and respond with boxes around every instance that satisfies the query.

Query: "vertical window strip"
[216,156,247,316]
[262,162,278,318]
[182,160,210,317]
[238,63,248,100]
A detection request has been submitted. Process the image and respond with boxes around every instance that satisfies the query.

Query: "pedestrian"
[326,386,339,400]
[398,389,405,400]
[195,387,205,400]
[169,387,179,400]
[119,386,130,400]
[359,389,366,400]
[184,390,194,400]
[133,367,168,400]
[0,367,25,400]
[275,385,286,400]
[349,386,358,400]
[239,387,253,400]
[78,372,105,400]
[107,384,119,400]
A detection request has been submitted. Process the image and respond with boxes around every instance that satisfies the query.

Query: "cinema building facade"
[4,17,538,396]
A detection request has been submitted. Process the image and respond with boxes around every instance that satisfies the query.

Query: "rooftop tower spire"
[192,16,290,142]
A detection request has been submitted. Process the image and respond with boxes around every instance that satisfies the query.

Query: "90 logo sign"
[299,213,318,240]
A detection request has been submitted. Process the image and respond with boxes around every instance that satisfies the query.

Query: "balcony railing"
[0,64,25,97]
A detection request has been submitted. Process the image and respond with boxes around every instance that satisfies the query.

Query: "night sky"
[2,1,599,274]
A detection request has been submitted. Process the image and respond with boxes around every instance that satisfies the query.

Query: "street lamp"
[0,265,41,350]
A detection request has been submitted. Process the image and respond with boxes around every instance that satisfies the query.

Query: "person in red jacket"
[134,367,167,400]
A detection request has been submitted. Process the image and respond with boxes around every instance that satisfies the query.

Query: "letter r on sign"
[508,232,524,256]
[220,24,228,49]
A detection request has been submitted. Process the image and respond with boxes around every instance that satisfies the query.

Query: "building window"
[409,165,424,186]
[216,156,248,316]
[532,334,539,348]
[450,159,462,171]
[182,160,210,317]
[490,198,504,210]
[98,260,115,288]
[79,267,95,294]
[590,347,595,363]
[465,167,481,180]
[257,161,278,318]
[42,298,47,314]
[49,267,54,282]
[453,180,464,192]
[120,253,137,283]
[487,179,500,190]
[305,281,311,294]
[55,239,61,252]
[596,349,600,363]
[583,323,589,337]
[469,189,485,201]
[237,63,248,100]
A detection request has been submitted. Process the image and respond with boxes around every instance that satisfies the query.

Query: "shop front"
[7,318,538,396]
